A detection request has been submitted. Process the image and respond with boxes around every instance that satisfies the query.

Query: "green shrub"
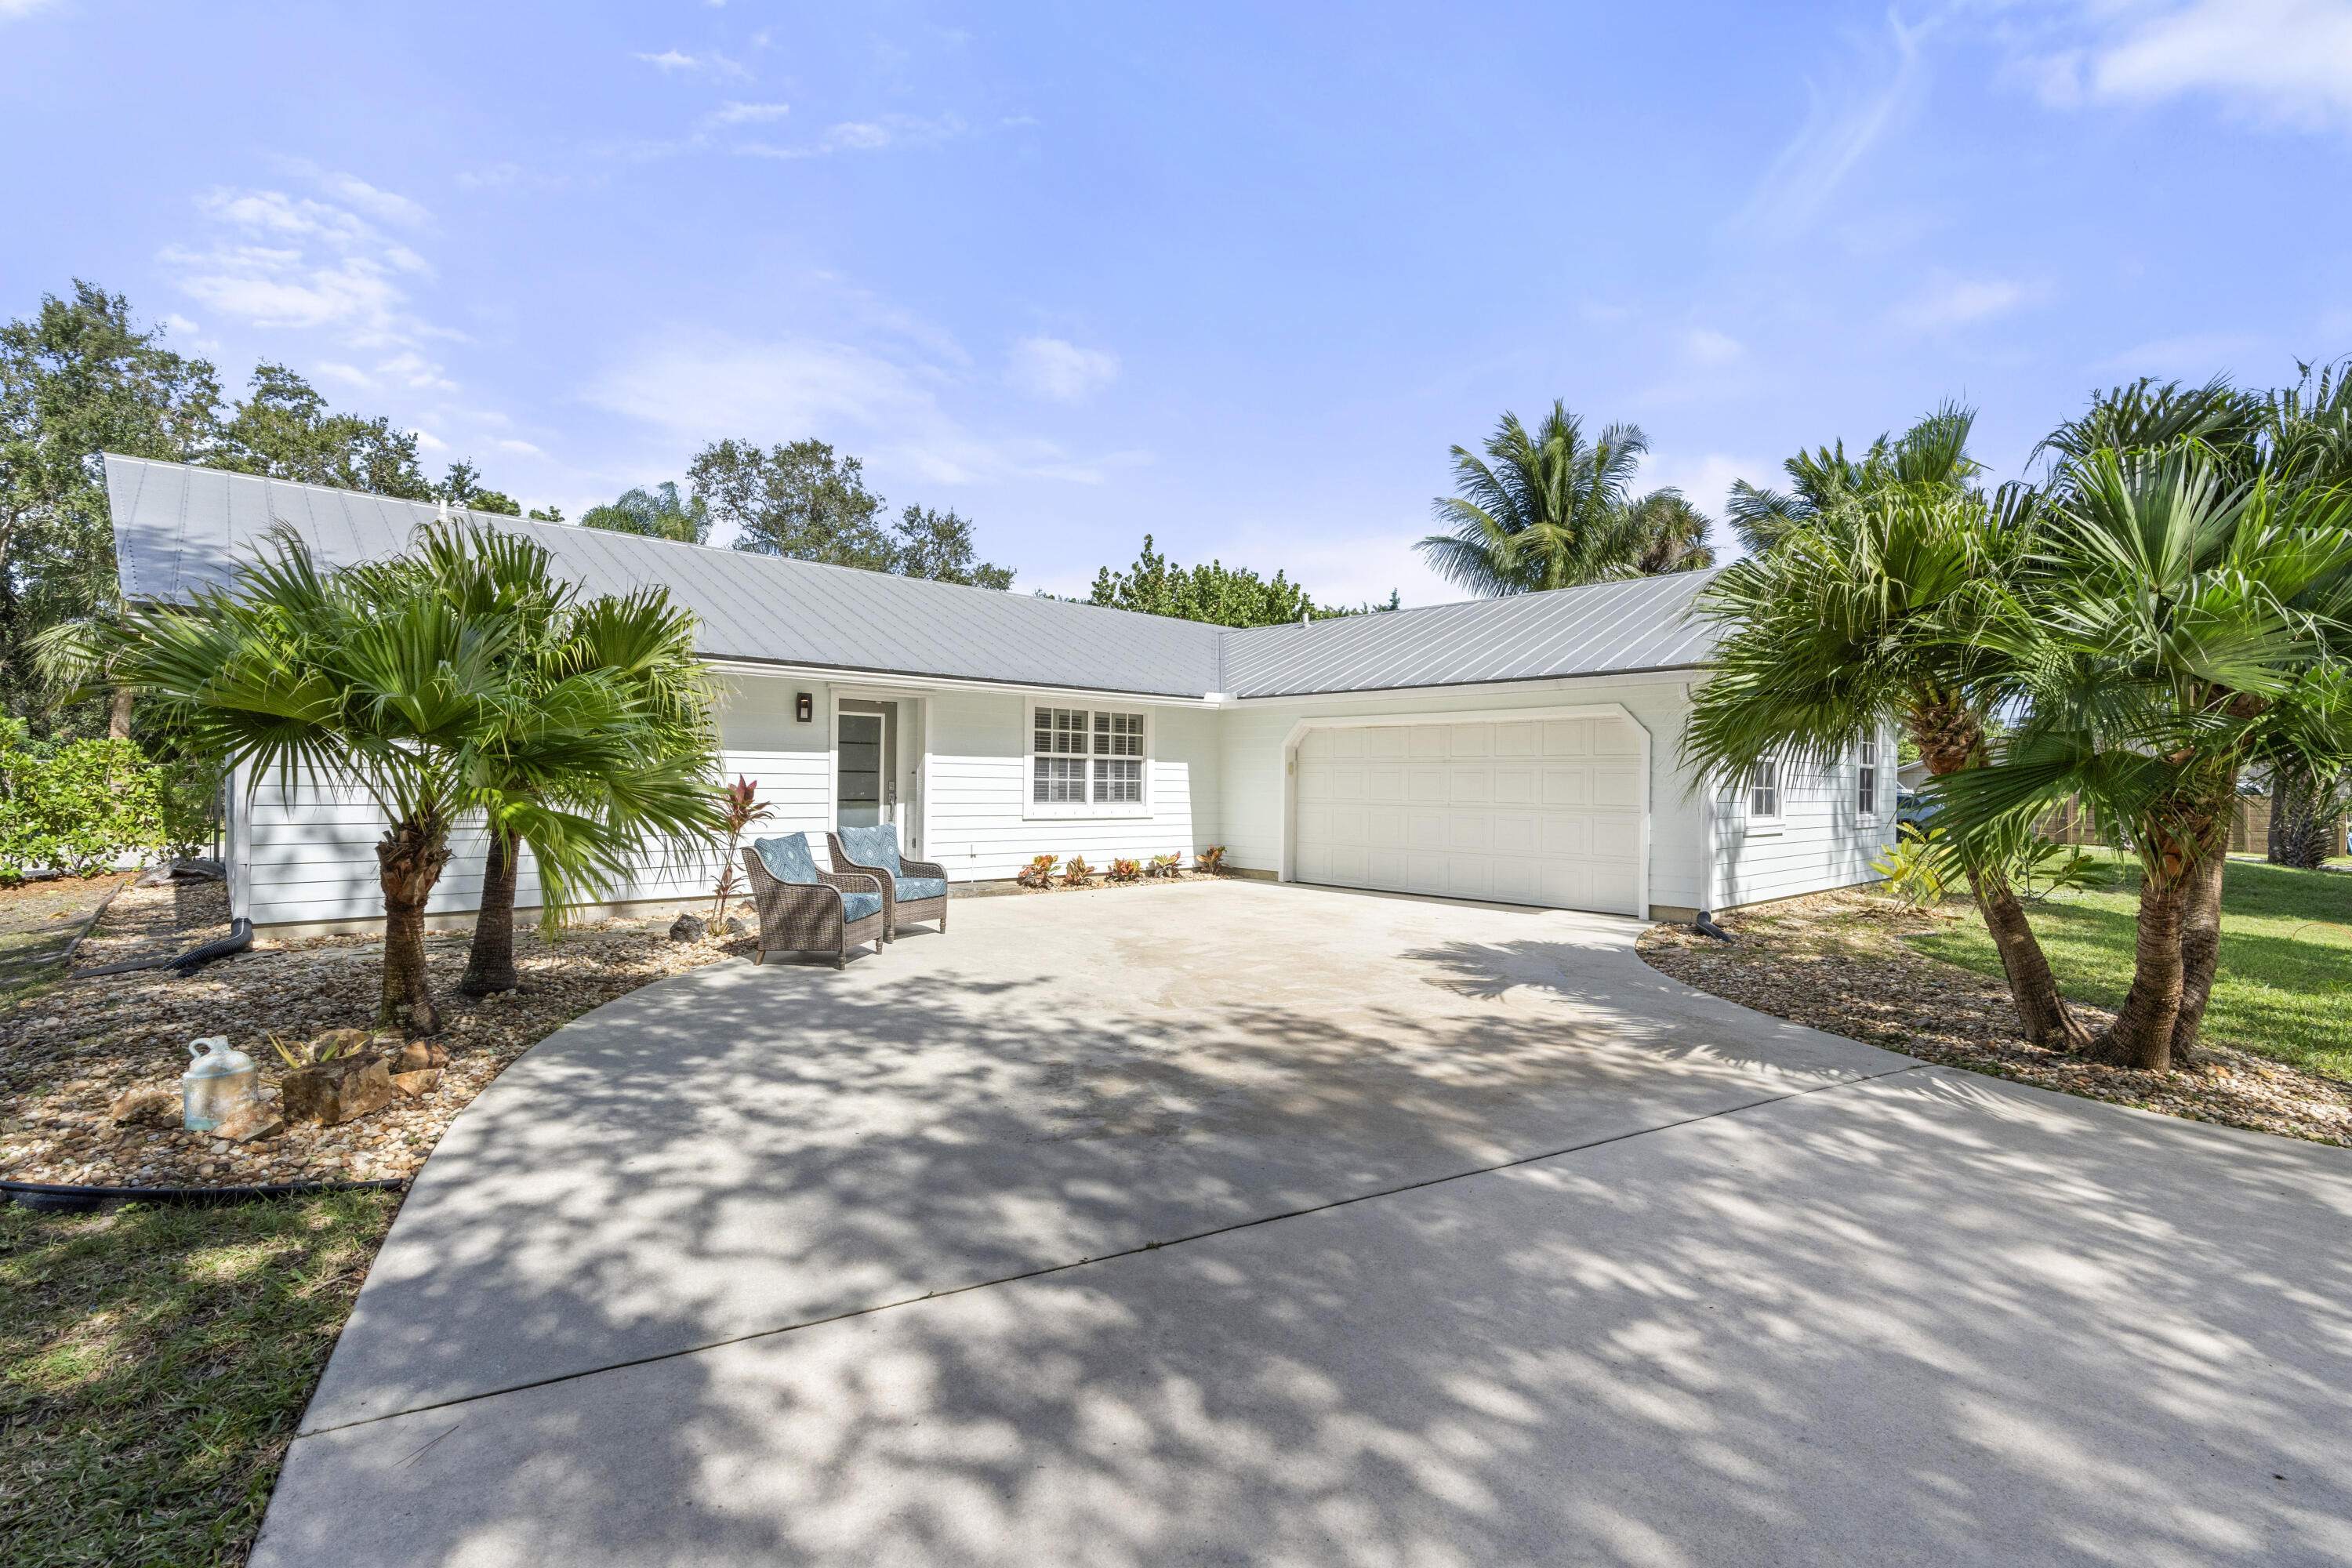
[1871,824,1953,910]
[0,737,165,879]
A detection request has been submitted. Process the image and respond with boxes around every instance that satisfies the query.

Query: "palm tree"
[1935,448,2352,1069]
[1726,403,1984,555]
[1624,490,1717,575]
[1419,403,1654,593]
[1682,488,2089,1049]
[370,526,724,996]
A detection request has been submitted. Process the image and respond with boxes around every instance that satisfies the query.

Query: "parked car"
[1896,789,1939,833]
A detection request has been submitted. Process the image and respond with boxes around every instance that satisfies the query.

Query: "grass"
[1911,851,2352,1081]
[0,1192,398,1567]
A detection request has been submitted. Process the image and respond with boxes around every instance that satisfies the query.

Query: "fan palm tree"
[1419,402,1654,594]
[372,525,724,996]
[1726,403,1984,556]
[1624,489,1717,575]
[1682,487,2088,1048]
[1933,448,2352,1069]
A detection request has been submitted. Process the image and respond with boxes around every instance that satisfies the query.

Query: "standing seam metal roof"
[103,455,1721,702]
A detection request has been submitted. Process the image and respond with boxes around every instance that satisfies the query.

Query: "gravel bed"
[2,890,753,1191]
[1639,889,2352,1149]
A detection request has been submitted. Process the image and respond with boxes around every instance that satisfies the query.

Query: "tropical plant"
[1108,856,1142,883]
[1146,852,1182,879]
[1196,845,1226,874]
[1624,490,1717,575]
[1871,824,1951,911]
[1018,854,1058,888]
[582,481,711,546]
[0,731,162,879]
[1684,481,2089,1048]
[1725,403,1983,556]
[1932,448,2352,1069]
[708,777,774,926]
[1418,402,1661,594]
[1060,855,1095,887]
[2009,836,2106,902]
[365,524,725,998]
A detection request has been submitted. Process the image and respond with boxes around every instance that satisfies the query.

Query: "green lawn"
[0,1192,397,1567]
[1912,853,2352,1080]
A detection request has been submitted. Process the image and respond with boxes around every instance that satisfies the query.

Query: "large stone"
[390,1069,443,1100]
[107,1085,178,1126]
[281,1055,394,1126]
[216,1100,285,1142]
[669,913,707,943]
[387,1040,450,1074]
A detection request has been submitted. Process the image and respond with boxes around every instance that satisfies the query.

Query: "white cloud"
[1738,13,1926,243]
[0,0,61,18]
[1684,328,1744,365]
[1006,336,1121,401]
[589,336,1123,486]
[267,159,433,226]
[162,176,453,350]
[2084,0,2352,129]
[637,49,697,71]
[1889,272,2044,333]
[495,438,544,456]
[734,112,969,159]
[634,48,745,78]
[707,100,789,125]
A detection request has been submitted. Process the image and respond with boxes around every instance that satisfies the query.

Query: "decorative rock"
[388,1040,450,1074]
[669,913,707,943]
[725,916,752,938]
[107,1085,178,1126]
[215,1101,284,1142]
[280,1054,395,1126]
[389,1068,443,1099]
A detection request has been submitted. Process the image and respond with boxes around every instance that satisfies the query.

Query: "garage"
[1289,712,1646,915]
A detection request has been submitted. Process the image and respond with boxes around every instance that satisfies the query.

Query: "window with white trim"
[1748,757,1782,823]
[1030,703,1150,815]
[1857,738,1878,818]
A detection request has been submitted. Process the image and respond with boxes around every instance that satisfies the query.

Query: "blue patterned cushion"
[753,833,821,884]
[837,824,902,879]
[838,889,884,924]
[894,876,947,903]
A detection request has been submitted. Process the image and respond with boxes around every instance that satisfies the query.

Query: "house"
[103,454,1896,935]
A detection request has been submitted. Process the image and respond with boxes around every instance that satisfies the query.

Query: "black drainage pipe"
[2,1175,407,1214]
[169,916,254,977]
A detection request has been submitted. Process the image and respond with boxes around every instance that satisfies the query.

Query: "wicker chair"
[741,837,886,969]
[826,826,950,941]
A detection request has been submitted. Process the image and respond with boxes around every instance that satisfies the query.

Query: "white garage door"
[1292,715,1645,915]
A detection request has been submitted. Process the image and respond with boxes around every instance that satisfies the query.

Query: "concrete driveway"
[253,880,2352,1566]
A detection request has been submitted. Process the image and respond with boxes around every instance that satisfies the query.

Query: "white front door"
[1292,715,1644,915]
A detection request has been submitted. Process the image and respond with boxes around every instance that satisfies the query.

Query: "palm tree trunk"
[2168,819,2230,1065]
[2089,822,2193,1071]
[2268,769,2289,862]
[108,687,133,740]
[1911,701,2085,1051]
[460,826,521,996]
[377,821,452,1034]
[1965,861,2092,1051]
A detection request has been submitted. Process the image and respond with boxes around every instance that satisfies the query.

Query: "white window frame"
[1023,699,1153,820]
[1857,735,1879,820]
[1747,756,1784,834]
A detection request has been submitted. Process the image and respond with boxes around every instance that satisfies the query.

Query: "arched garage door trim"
[1276,702,1652,917]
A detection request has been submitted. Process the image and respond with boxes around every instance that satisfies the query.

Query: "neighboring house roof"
[103,454,1722,702]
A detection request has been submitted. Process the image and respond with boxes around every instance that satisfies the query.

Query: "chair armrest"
[817,869,881,895]
[900,859,947,883]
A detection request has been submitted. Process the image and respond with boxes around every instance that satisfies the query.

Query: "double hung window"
[1748,757,1783,823]
[1857,739,1878,818]
[1031,704,1149,814]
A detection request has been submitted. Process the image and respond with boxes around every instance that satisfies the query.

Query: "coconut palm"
[1419,403,1655,594]
[1682,487,2089,1048]
[1933,448,2352,1069]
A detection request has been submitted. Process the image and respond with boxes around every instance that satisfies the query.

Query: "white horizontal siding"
[1711,737,1896,910]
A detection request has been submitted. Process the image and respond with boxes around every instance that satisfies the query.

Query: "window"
[1748,758,1782,823]
[1857,738,1878,818]
[1031,703,1149,814]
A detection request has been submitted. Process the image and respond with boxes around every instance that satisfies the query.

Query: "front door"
[837,702,895,829]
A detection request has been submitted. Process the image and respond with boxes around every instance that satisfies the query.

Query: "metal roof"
[1218,569,1721,698]
[103,455,1721,702]
[103,455,1225,699]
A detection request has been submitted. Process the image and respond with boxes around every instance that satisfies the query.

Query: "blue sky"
[6,2,2350,604]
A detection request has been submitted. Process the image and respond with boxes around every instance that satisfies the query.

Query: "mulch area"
[1639,889,2352,1149]
[1,880,757,1192]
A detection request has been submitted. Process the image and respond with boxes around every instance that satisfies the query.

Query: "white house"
[104,456,1894,935]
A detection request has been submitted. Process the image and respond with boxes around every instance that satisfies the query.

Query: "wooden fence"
[2034,795,2347,857]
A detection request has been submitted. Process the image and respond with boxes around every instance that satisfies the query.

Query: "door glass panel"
[838,713,882,827]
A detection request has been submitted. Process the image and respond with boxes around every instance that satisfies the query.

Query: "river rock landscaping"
[1640,887,2352,1148]
[2,877,755,1193]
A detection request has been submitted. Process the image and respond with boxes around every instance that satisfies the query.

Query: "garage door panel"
[1294,715,1644,916]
